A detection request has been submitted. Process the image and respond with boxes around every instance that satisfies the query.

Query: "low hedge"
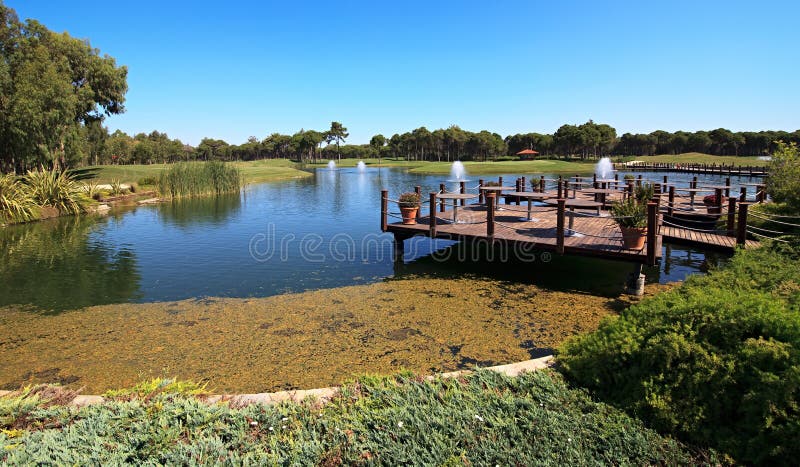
[559,242,800,464]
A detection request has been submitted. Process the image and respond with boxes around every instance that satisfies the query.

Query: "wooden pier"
[615,161,768,177]
[381,177,763,266]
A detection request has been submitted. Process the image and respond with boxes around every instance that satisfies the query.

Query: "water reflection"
[0,215,142,312]
[156,193,242,228]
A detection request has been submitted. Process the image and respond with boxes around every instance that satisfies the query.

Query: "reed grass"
[157,161,242,198]
[0,174,38,224]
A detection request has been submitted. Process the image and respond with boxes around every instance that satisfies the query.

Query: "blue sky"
[10,0,800,145]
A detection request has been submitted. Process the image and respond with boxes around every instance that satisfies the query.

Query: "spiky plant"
[24,168,88,215]
[0,174,38,224]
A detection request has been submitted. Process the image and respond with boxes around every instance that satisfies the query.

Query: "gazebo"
[516,149,539,160]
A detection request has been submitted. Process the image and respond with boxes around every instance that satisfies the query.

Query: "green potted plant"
[611,197,648,250]
[398,192,420,224]
[703,194,722,214]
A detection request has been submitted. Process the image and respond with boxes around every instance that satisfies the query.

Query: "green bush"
[767,141,800,210]
[559,243,800,464]
[0,370,707,464]
[137,176,158,186]
[157,161,242,198]
[23,169,88,215]
[0,174,38,224]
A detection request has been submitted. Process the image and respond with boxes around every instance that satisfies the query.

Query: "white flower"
[249,421,258,427]
[269,426,274,431]
[474,414,484,422]
[282,417,288,422]
[282,425,287,429]
[397,421,404,428]
[568,438,572,442]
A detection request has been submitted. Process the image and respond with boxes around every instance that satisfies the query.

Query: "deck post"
[727,196,737,237]
[757,184,766,203]
[381,189,388,232]
[715,188,723,211]
[393,233,405,260]
[692,176,697,189]
[414,186,422,221]
[478,179,484,204]
[637,174,642,187]
[557,179,564,199]
[646,202,658,266]
[740,186,747,202]
[539,176,545,193]
[439,183,446,212]
[498,176,503,187]
[725,177,731,198]
[556,198,565,254]
[624,263,645,296]
[515,179,521,205]
[459,181,466,206]
[486,193,495,238]
[668,185,675,216]
[737,202,749,246]
[429,192,437,237]
[521,176,526,192]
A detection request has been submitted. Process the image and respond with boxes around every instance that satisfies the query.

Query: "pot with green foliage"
[611,198,648,250]
[703,194,722,214]
[398,192,420,224]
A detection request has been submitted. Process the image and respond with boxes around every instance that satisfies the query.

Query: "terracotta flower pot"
[705,205,721,214]
[400,207,418,225]
[620,227,647,250]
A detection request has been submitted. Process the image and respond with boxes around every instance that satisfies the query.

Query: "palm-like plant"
[0,174,38,224]
[24,168,88,215]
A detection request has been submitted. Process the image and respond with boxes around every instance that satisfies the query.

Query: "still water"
[0,167,746,312]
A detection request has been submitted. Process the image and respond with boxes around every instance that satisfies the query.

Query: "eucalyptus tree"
[0,4,127,172]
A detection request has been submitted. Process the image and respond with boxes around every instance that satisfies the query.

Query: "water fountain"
[447,161,469,182]
[327,160,337,170]
[356,161,366,172]
[595,157,614,179]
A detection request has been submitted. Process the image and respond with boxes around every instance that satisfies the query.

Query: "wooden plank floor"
[387,193,758,261]
[388,201,659,263]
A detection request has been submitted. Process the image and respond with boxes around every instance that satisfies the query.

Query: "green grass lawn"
[409,159,597,175]
[627,152,768,166]
[86,159,311,185]
[305,158,426,168]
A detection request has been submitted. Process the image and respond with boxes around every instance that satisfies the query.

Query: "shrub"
[398,192,420,208]
[0,370,707,464]
[634,183,654,204]
[157,161,242,198]
[611,198,647,228]
[0,174,38,224]
[23,169,87,215]
[559,243,800,464]
[767,141,800,210]
[109,179,126,196]
[137,177,158,186]
[702,194,720,205]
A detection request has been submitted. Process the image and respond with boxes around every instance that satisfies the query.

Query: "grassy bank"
[0,370,708,464]
[624,152,768,166]
[87,159,311,185]
[409,159,596,175]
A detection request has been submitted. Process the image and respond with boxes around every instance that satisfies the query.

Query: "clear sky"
[9,0,800,146]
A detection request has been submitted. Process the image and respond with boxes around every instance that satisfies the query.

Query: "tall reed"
[0,174,38,224]
[157,161,242,198]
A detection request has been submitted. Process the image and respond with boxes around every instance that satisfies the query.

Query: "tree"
[766,141,800,210]
[369,134,386,165]
[0,4,127,172]
[327,122,348,162]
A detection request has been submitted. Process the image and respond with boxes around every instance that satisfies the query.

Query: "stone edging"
[0,355,554,407]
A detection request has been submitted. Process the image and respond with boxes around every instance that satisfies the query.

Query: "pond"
[0,167,752,313]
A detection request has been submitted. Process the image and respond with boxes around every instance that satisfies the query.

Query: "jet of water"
[357,161,366,172]
[450,161,467,181]
[595,157,613,179]
[327,160,337,170]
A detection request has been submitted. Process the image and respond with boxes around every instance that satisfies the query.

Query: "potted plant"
[398,192,420,224]
[611,197,648,250]
[703,194,722,214]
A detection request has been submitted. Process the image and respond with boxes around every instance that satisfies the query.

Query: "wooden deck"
[661,225,759,250]
[382,185,762,266]
[387,202,662,264]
